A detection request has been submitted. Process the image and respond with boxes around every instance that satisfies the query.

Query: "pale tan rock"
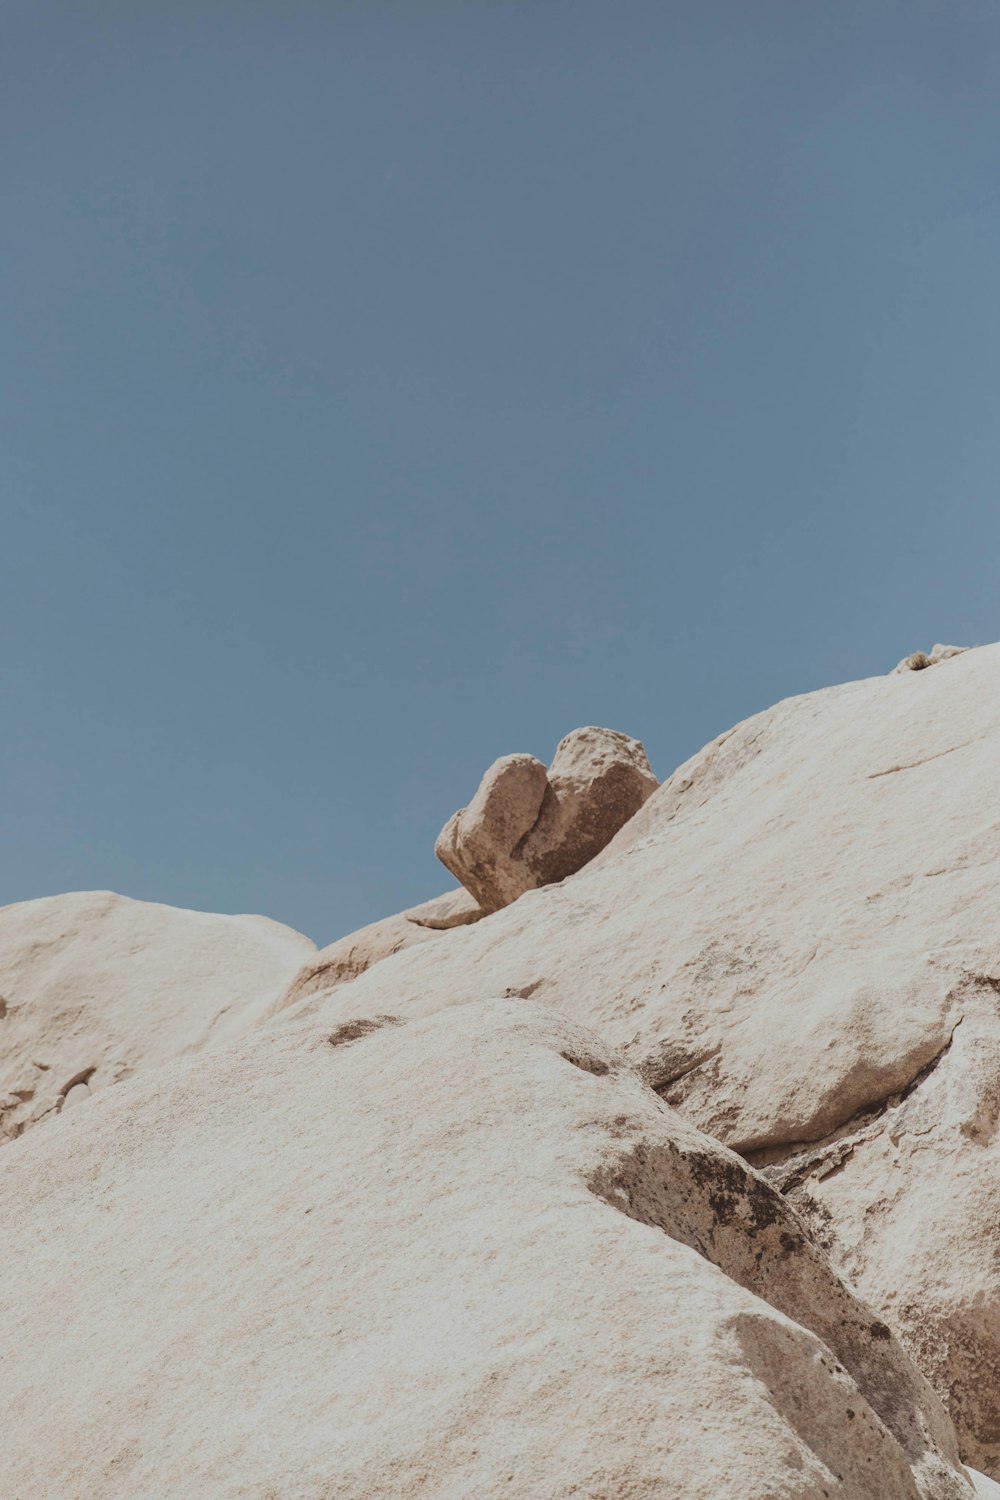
[404,886,483,929]
[271,888,482,1013]
[518,725,659,889]
[435,729,657,912]
[298,643,1000,1472]
[0,890,314,1143]
[435,751,548,911]
[0,999,974,1498]
[755,976,1000,1478]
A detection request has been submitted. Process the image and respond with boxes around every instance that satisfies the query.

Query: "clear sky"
[3,0,999,943]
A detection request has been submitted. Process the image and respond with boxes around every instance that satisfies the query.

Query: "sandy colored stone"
[296,643,1000,1472]
[271,888,482,1013]
[0,890,314,1143]
[754,977,1000,1479]
[435,751,549,911]
[435,729,656,912]
[0,999,974,1498]
[286,727,657,1014]
[517,725,659,889]
[404,886,483,930]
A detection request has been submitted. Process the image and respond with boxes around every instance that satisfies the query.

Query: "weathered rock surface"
[284,728,658,1011]
[893,644,969,673]
[435,751,550,911]
[0,999,975,1499]
[295,643,1000,1474]
[405,887,484,930]
[271,888,481,1012]
[754,986,1000,1481]
[436,727,657,911]
[0,890,314,1143]
[519,725,660,888]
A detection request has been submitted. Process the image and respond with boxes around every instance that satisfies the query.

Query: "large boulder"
[519,725,661,888]
[435,751,549,912]
[295,642,1000,1475]
[0,890,314,1143]
[0,998,975,1498]
[436,727,657,912]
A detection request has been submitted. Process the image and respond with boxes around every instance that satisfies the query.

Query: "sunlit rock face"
[0,999,973,1499]
[0,889,314,1144]
[7,645,1000,1490]
[299,644,1000,1475]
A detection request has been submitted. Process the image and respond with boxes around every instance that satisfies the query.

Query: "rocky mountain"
[3,644,999,1496]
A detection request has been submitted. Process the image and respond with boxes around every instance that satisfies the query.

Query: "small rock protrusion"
[436,728,658,913]
[60,1082,92,1111]
[893,644,968,674]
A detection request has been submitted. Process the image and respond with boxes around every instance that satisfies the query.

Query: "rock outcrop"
[0,999,975,1499]
[0,890,314,1143]
[10,648,1000,1492]
[289,725,658,1011]
[270,887,481,1012]
[295,643,1000,1475]
[894,644,969,673]
[436,726,658,912]
[753,990,1000,1484]
[435,752,550,912]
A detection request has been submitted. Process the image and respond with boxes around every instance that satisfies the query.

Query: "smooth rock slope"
[0,890,314,1142]
[0,1000,976,1499]
[292,643,1000,1474]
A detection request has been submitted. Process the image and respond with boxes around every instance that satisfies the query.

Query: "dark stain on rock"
[560,1050,611,1076]
[686,1150,786,1232]
[326,1015,404,1049]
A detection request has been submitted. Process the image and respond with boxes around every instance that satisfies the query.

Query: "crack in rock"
[745,1020,963,1189]
[867,739,979,779]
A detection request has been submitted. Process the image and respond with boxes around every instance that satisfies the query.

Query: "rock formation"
[280,727,658,1009]
[436,726,658,912]
[292,643,1000,1476]
[435,750,550,911]
[0,999,977,1498]
[0,890,313,1143]
[7,648,1000,1493]
[275,728,658,1012]
[270,887,480,1011]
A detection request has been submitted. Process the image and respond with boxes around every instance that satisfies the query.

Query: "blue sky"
[3,0,999,942]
